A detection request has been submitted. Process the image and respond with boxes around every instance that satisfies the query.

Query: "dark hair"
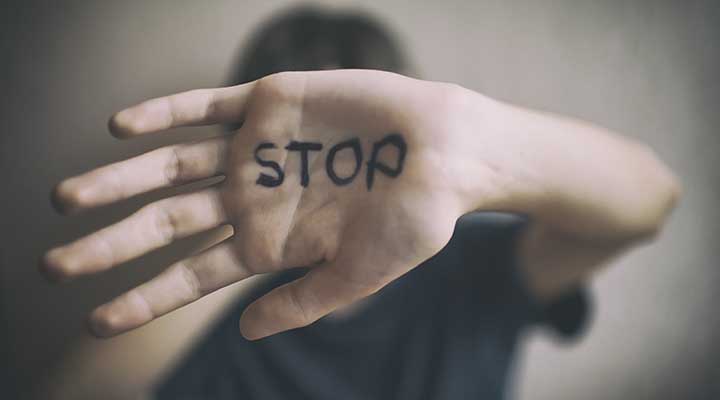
[228,6,409,85]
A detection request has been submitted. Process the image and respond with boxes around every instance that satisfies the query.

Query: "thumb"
[239,264,378,340]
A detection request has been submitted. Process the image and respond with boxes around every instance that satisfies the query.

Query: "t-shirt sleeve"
[452,212,593,339]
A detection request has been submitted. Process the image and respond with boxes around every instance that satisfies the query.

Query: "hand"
[43,70,491,339]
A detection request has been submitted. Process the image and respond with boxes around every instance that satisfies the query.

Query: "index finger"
[109,82,256,138]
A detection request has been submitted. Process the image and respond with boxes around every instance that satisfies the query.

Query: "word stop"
[254,133,407,190]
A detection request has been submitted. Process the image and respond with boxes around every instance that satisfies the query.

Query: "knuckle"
[163,146,183,185]
[285,285,313,326]
[163,96,180,127]
[332,269,379,297]
[163,143,205,185]
[105,164,132,200]
[177,260,202,300]
[146,201,177,244]
[192,88,219,121]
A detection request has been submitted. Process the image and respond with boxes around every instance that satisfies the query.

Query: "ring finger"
[42,187,227,281]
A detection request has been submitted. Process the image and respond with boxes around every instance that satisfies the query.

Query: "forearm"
[455,88,680,242]
[443,86,680,299]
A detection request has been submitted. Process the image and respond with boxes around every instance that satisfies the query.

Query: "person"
[40,6,680,400]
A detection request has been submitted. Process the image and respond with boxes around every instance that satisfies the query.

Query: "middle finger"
[53,135,230,214]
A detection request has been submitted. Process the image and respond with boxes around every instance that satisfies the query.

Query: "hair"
[227,5,410,85]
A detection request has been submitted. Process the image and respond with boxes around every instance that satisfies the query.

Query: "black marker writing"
[254,142,284,187]
[366,133,407,190]
[285,141,323,187]
[254,133,407,190]
[325,137,363,186]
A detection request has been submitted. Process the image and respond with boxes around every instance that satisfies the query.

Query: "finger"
[52,136,230,214]
[239,265,380,340]
[42,188,226,281]
[109,82,255,138]
[88,234,251,337]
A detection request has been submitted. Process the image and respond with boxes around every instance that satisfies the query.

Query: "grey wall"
[2,0,718,399]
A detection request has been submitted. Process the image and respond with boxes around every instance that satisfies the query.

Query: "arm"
[42,70,680,340]
[450,93,680,301]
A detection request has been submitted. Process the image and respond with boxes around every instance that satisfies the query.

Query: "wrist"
[440,86,547,217]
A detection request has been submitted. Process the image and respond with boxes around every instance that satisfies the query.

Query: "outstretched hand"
[43,70,491,339]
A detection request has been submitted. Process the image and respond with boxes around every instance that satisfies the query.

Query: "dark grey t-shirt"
[156,212,590,400]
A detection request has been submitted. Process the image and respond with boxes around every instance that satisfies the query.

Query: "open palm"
[44,70,474,339]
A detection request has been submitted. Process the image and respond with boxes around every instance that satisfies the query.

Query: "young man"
[42,7,679,399]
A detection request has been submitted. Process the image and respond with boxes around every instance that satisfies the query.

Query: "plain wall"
[1,0,718,399]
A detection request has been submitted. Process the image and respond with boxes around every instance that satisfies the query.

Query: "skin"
[41,69,680,341]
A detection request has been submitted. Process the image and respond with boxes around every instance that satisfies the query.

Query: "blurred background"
[1,0,718,399]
